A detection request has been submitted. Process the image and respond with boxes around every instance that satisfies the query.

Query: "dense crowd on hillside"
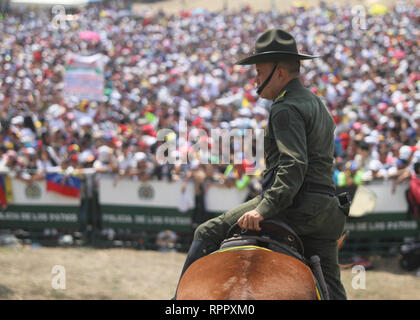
[0,0,419,198]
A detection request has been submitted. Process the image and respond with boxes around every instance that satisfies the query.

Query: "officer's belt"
[261,168,336,197]
[302,181,335,197]
[289,181,336,208]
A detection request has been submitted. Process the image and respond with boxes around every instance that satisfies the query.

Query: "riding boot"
[172,239,208,300]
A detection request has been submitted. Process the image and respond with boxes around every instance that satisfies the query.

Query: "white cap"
[134,152,146,162]
[364,135,378,145]
[142,135,157,146]
[190,159,200,169]
[217,121,228,129]
[198,107,212,120]
[379,115,389,125]
[412,150,420,163]
[399,145,412,160]
[238,108,252,117]
[369,159,383,171]
[47,104,66,118]
[11,115,24,125]
[25,147,36,156]
[79,116,93,127]
[98,145,113,162]
[79,150,95,163]
[413,112,420,121]
[253,106,268,116]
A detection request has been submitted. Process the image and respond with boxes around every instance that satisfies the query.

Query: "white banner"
[205,185,248,212]
[63,53,108,101]
[99,176,248,213]
[99,178,195,209]
[10,179,79,206]
[99,176,409,215]
[5,174,409,215]
[359,180,408,214]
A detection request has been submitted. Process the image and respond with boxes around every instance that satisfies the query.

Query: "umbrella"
[78,30,100,42]
[394,50,406,60]
[368,3,388,15]
[293,1,309,9]
[192,8,206,16]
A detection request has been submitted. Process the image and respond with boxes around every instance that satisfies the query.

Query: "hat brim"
[235,51,322,65]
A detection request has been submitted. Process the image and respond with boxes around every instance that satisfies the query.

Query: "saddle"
[220,219,305,262]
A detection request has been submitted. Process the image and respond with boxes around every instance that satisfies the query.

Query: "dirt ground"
[0,246,419,300]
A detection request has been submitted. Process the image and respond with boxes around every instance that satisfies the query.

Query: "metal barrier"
[1,169,419,255]
[0,169,84,246]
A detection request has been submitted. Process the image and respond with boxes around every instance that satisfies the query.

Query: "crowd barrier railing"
[0,168,419,253]
[0,169,81,231]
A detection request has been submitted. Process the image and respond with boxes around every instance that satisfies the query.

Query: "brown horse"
[176,230,350,300]
[176,246,319,300]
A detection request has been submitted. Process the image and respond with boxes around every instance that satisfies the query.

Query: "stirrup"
[308,255,330,300]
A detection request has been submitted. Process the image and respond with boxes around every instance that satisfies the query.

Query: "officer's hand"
[237,210,264,231]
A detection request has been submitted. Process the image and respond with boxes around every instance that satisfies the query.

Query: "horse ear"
[337,230,350,251]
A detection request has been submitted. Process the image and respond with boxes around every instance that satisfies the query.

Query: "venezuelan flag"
[46,173,81,198]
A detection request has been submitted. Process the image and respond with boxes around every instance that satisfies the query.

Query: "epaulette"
[273,90,287,104]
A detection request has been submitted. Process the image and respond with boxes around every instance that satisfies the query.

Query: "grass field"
[0,247,419,300]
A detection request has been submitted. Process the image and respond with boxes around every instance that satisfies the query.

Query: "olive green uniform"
[191,78,347,300]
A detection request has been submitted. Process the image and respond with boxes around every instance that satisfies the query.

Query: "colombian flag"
[46,173,81,198]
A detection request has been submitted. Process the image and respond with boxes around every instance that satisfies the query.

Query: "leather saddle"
[220,219,305,262]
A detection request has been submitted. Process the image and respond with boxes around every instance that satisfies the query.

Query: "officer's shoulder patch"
[272,109,289,131]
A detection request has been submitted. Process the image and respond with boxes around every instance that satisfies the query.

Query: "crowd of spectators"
[0,0,419,198]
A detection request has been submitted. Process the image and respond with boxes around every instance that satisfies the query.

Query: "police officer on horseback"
[174,28,348,300]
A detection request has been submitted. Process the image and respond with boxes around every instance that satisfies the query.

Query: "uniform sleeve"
[255,105,308,219]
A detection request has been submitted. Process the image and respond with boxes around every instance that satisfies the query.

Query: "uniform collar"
[272,77,303,103]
